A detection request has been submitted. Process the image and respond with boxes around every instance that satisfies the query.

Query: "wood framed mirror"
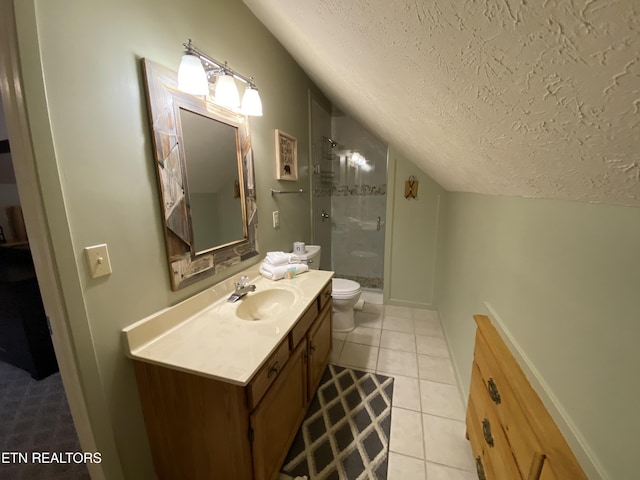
[142,58,258,290]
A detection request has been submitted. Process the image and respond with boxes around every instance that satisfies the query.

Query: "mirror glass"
[180,109,245,253]
[142,58,259,290]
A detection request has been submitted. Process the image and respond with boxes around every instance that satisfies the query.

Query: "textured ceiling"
[244,0,640,206]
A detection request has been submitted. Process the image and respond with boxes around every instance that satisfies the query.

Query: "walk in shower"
[311,100,387,291]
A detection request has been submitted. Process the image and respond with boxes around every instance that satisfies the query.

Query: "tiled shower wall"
[327,114,387,290]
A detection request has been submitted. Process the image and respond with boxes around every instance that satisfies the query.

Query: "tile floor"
[329,301,477,480]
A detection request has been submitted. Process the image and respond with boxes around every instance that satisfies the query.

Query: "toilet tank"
[298,245,321,270]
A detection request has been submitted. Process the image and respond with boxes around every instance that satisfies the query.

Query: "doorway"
[0,63,90,480]
[0,1,103,478]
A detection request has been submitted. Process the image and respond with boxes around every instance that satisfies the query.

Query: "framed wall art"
[275,129,298,181]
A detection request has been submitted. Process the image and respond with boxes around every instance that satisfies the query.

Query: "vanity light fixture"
[214,66,240,109]
[177,52,208,96]
[178,39,263,116]
[241,83,263,117]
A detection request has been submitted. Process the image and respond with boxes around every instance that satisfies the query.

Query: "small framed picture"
[275,129,298,181]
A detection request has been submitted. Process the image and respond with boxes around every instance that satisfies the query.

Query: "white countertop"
[122,268,333,386]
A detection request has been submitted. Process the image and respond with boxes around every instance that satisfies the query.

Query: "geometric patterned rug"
[0,361,89,480]
[281,364,394,480]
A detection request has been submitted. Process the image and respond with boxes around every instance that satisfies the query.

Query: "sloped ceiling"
[244,0,640,206]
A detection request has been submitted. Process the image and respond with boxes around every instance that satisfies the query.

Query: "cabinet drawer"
[474,330,546,478]
[248,338,290,410]
[469,362,522,479]
[289,301,319,350]
[318,280,332,311]
[467,394,496,480]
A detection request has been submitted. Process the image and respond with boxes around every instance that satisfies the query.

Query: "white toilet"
[298,245,361,332]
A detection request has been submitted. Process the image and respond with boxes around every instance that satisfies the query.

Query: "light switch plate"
[84,244,112,278]
[272,211,280,229]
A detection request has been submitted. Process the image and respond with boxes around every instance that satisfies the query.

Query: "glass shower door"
[330,114,387,291]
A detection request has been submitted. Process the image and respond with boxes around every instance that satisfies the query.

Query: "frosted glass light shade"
[177,54,208,96]
[214,74,240,108]
[241,86,263,116]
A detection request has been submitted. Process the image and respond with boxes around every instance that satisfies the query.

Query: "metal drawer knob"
[482,418,494,447]
[267,361,281,379]
[475,456,486,480]
[487,378,501,404]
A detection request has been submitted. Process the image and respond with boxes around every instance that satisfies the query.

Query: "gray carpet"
[0,360,89,479]
[282,364,394,480]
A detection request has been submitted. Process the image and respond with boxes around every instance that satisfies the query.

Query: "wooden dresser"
[466,315,587,480]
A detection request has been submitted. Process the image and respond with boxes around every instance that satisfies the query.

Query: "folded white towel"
[263,251,301,266]
[259,263,308,280]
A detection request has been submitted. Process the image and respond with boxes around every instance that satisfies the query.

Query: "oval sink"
[235,289,296,321]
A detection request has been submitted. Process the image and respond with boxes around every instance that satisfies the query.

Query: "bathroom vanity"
[122,268,333,480]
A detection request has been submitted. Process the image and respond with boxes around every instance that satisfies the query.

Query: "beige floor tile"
[418,354,456,384]
[356,311,383,329]
[412,309,439,322]
[383,315,415,334]
[390,407,424,459]
[387,452,426,480]
[425,462,478,480]
[333,331,348,342]
[384,305,413,319]
[419,379,465,420]
[363,302,384,313]
[380,330,416,353]
[422,414,475,471]
[377,348,418,377]
[390,374,421,411]
[330,339,345,364]
[346,326,382,347]
[337,342,379,370]
[416,334,450,357]
[413,316,444,337]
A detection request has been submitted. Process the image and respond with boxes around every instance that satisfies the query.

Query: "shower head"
[324,137,338,148]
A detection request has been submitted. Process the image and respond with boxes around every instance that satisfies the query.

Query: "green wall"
[13,0,637,478]
[384,147,446,307]
[437,192,640,480]
[14,0,325,477]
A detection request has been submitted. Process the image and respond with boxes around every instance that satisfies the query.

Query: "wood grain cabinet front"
[251,340,307,480]
[248,338,291,410]
[133,279,333,480]
[466,315,587,480]
[307,299,332,399]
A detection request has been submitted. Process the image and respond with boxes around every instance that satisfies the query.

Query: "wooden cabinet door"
[250,340,307,480]
[307,300,332,399]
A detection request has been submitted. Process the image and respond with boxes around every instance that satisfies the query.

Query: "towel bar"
[271,188,304,196]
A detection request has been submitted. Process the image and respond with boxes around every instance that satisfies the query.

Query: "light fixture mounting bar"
[183,39,256,87]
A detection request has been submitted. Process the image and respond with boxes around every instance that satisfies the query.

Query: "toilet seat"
[332,278,361,298]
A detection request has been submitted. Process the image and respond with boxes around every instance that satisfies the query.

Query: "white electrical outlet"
[272,211,280,228]
[84,244,113,278]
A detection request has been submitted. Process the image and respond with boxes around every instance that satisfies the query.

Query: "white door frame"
[0,1,106,477]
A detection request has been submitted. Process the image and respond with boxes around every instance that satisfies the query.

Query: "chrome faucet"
[227,276,256,302]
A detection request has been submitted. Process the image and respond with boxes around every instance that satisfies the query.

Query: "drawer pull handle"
[267,361,281,379]
[475,456,486,480]
[309,344,316,355]
[482,418,494,447]
[487,378,501,404]
[324,291,331,297]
